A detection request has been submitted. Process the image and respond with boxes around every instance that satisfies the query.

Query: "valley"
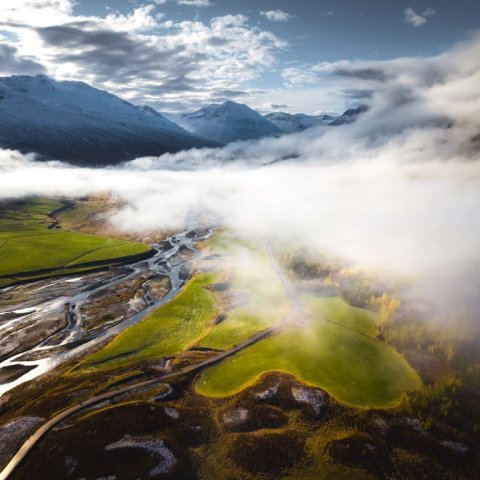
[1,2,480,478]
[0,198,478,480]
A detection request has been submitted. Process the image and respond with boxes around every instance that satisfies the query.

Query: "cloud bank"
[0,1,285,110]
[1,35,480,318]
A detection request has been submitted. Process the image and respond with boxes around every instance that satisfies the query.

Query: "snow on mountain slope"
[264,112,337,133]
[173,101,282,144]
[0,75,217,165]
[328,105,369,126]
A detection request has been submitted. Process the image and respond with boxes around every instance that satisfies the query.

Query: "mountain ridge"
[170,100,283,144]
[0,75,217,165]
[0,75,364,165]
[264,111,336,133]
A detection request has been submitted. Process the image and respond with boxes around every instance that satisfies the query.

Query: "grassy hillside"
[197,245,288,350]
[77,272,219,372]
[0,198,150,285]
[196,296,421,408]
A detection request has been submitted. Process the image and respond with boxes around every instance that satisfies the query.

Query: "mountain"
[264,112,336,133]
[328,105,369,126]
[0,75,217,165]
[171,101,282,144]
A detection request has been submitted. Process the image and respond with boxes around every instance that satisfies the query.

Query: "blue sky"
[75,0,480,60]
[0,0,479,113]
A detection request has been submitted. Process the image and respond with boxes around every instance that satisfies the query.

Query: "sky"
[0,0,479,113]
[0,3,480,324]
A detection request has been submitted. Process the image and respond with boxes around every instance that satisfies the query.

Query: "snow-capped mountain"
[328,105,369,126]
[264,112,337,133]
[171,101,282,144]
[0,75,217,165]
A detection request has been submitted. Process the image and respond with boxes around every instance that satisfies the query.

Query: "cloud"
[2,34,480,327]
[404,7,436,27]
[0,3,285,110]
[282,66,319,86]
[0,43,45,75]
[35,23,192,85]
[341,88,374,100]
[155,0,212,6]
[267,103,290,110]
[175,0,212,6]
[333,67,387,82]
[0,0,74,26]
[260,10,293,23]
[1,35,480,291]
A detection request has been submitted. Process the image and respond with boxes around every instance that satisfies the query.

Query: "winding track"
[0,324,280,480]
[0,240,298,480]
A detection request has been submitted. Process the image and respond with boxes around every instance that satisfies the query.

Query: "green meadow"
[196,296,421,408]
[197,244,288,350]
[62,223,420,408]
[77,272,219,372]
[0,198,150,285]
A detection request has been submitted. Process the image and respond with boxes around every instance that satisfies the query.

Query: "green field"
[196,296,421,408]
[0,198,150,285]
[77,272,219,372]
[197,245,288,350]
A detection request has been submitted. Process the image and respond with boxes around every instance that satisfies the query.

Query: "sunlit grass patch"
[198,237,288,350]
[0,198,150,285]
[196,296,421,408]
[76,272,219,372]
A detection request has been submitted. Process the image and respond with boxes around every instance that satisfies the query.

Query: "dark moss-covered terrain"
[0,201,479,480]
[4,371,478,480]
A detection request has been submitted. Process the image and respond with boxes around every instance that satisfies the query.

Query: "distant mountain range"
[0,75,216,165]
[328,105,369,126]
[264,112,336,133]
[168,101,283,143]
[0,75,367,165]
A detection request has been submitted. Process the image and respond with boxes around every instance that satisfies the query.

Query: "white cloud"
[103,5,159,31]
[0,0,74,26]
[404,7,436,27]
[2,35,480,320]
[280,60,355,89]
[282,66,319,86]
[155,0,212,6]
[260,10,293,23]
[175,0,212,6]
[0,3,285,110]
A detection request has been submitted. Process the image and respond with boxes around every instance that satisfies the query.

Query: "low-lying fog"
[1,34,480,326]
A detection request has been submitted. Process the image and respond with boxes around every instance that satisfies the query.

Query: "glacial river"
[0,220,212,397]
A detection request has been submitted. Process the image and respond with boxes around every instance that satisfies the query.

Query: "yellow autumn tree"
[370,292,400,334]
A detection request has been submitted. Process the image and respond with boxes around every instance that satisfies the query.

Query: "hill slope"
[173,101,282,143]
[0,75,216,165]
[265,112,336,133]
[328,105,369,126]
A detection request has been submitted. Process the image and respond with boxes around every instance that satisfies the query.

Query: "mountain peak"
[0,74,217,165]
[195,100,255,118]
[328,105,369,126]
[265,111,337,133]
[177,100,281,143]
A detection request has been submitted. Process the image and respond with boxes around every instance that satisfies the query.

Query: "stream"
[0,219,212,397]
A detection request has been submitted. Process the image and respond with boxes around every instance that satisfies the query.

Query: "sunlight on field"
[196,296,421,408]
[0,199,150,285]
[77,272,219,372]
[198,238,288,350]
